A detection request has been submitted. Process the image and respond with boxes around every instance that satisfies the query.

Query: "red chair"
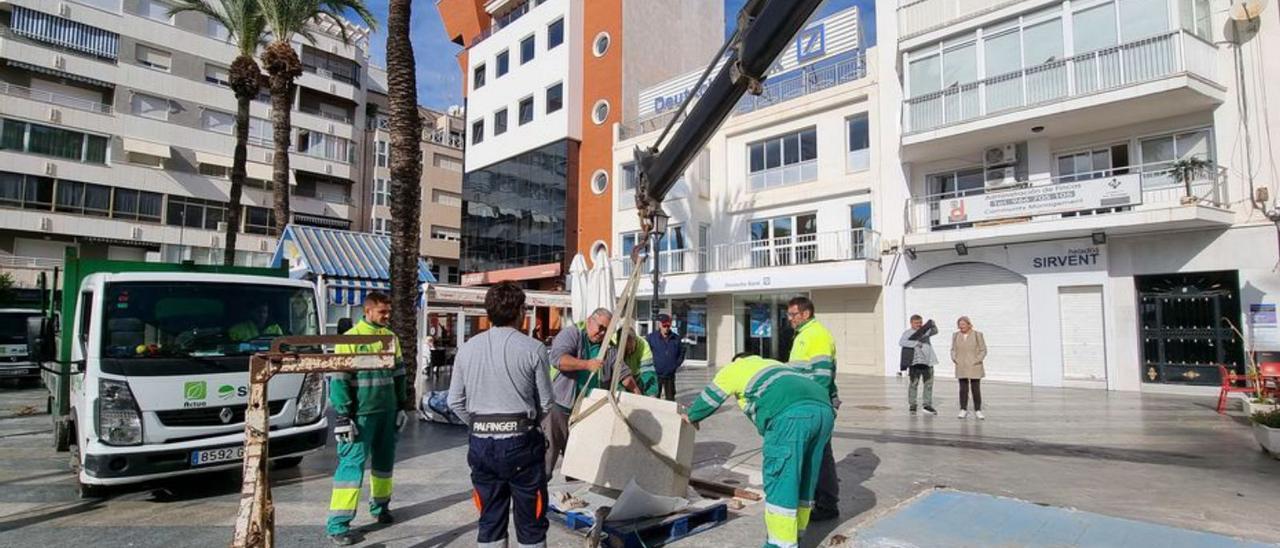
[1259,362,1280,398]
[1217,364,1259,414]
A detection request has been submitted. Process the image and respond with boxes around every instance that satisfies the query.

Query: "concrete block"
[562,389,696,498]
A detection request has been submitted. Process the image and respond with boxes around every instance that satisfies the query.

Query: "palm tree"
[255,0,377,234]
[169,0,266,266]
[386,0,423,404]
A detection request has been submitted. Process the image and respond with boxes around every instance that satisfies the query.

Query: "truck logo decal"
[218,385,236,400]
[184,381,207,401]
[219,407,234,424]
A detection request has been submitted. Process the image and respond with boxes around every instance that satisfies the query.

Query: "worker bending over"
[326,292,409,545]
[619,327,659,397]
[786,296,840,520]
[683,354,835,548]
[449,282,554,548]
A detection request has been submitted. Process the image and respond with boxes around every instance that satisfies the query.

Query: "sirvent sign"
[638,5,862,118]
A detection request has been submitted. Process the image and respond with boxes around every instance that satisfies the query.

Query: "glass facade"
[461,139,572,273]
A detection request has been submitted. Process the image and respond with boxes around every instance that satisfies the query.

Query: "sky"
[358,0,875,111]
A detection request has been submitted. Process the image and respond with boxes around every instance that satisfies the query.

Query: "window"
[847,114,870,172]
[519,97,534,125]
[248,117,272,146]
[300,45,361,87]
[621,162,637,191]
[1023,16,1064,66]
[135,44,171,71]
[593,32,611,57]
[201,109,234,134]
[198,163,229,178]
[111,188,163,222]
[496,50,510,77]
[591,170,608,195]
[127,152,164,167]
[431,227,461,241]
[0,172,54,210]
[1139,128,1213,187]
[373,178,389,206]
[375,140,388,167]
[1120,0,1169,40]
[132,92,169,120]
[750,214,817,266]
[546,82,563,114]
[433,155,463,172]
[138,0,172,23]
[621,226,687,273]
[244,205,275,235]
[297,131,352,162]
[205,64,230,87]
[372,217,390,236]
[548,18,564,49]
[592,100,610,125]
[1180,0,1212,40]
[851,202,872,229]
[471,119,484,145]
[747,127,818,190]
[520,35,536,64]
[167,196,227,230]
[494,108,509,135]
[79,292,93,346]
[1056,145,1130,182]
[1074,2,1119,54]
[54,180,111,216]
[206,15,230,40]
[1,119,108,163]
[434,190,462,207]
[473,63,486,90]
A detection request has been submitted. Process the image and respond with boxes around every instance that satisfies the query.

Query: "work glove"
[832,396,843,410]
[334,416,358,444]
[395,410,408,432]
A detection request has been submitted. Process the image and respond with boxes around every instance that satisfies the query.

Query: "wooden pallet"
[551,501,729,547]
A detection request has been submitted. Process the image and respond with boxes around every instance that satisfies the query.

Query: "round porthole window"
[593,32,611,57]
[592,100,611,125]
[591,169,609,195]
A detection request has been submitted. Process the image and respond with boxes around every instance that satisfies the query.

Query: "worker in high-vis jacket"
[786,296,841,521]
[683,353,835,548]
[618,327,659,397]
[326,292,409,546]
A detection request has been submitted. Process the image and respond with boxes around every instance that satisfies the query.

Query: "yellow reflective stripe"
[370,476,393,499]
[764,506,799,547]
[330,487,360,511]
[797,505,812,532]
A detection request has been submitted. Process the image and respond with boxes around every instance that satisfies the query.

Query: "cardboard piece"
[562,389,696,498]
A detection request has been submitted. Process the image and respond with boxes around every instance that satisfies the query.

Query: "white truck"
[29,255,329,497]
[1,308,43,382]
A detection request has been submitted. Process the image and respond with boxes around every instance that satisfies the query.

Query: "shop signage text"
[945,174,1142,225]
[1031,246,1101,270]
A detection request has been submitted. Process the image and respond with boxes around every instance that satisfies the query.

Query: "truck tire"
[69,444,107,499]
[53,416,71,452]
[273,456,304,470]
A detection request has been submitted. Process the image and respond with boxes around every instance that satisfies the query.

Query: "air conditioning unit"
[985,166,1018,189]
[48,108,62,123]
[39,217,52,231]
[60,3,72,17]
[325,163,333,174]
[131,227,143,240]
[984,144,1018,167]
[44,162,57,176]
[54,55,66,70]
[881,238,900,253]
[259,240,269,252]
[210,235,221,248]
[329,83,338,94]
[264,152,274,163]
[216,222,228,233]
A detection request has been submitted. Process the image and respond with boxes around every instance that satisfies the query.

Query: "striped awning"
[327,279,391,305]
[271,224,436,305]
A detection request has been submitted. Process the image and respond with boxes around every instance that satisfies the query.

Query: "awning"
[194,151,233,168]
[327,279,390,305]
[246,162,273,181]
[271,224,436,305]
[5,60,114,89]
[121,138,170,158]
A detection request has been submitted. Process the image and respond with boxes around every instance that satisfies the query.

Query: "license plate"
[190,446,244,467]
[0,369,27,376]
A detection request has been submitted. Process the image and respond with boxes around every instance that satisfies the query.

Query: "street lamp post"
[649,210,669,324]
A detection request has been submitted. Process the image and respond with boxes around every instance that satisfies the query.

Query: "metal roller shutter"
[1059,286,1107,382]
[905,262,1031,383]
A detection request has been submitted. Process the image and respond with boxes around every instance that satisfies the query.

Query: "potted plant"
[1169,157,1213,205]
[1223,317,1274,415]
[1251,408,1280,458]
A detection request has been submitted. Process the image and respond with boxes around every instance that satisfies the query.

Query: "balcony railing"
[898,0,1020,39]
[904,30,1217,134]
[614,229,879,278]
[425,129,465,149]
[0,255,63,269]
[0,81,113,114]
[904,163,1230,234]
[298,105,353,124]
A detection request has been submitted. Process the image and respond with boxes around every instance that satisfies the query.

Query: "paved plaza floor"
[0,372,1276,547]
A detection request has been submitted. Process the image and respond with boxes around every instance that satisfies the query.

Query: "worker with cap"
[646,314,686,401]
[683,353,834,548]
[786,296,841,521]
[449,282,554,548]
[326,291,409,546]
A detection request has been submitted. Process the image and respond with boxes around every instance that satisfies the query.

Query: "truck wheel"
[273,456,304,470]
[69,444,107,499]
[53,417,71,452]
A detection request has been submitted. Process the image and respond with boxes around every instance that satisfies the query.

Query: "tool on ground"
[230,335,396,548]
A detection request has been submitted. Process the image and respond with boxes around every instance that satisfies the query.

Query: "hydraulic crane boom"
[634,0,826,224]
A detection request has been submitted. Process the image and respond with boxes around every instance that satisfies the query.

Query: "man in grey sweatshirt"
[447,282,553,548]
[899,315,939,415]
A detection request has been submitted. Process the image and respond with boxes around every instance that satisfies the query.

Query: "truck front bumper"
[82,424,327,484]
[0,361,40,379]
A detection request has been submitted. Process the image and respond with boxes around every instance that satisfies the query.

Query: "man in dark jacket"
[646,314,685,401]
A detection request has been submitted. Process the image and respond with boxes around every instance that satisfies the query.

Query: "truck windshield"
[101,282,319,359]
[0,312,40,345]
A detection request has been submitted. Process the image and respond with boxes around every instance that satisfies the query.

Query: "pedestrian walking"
[683,353,834,548]
[448,282,554,548]
[786,296,841,521]
[646,314,685,401]
[952,316,987,420]
[326,292,409,546]
[899,315,938,416]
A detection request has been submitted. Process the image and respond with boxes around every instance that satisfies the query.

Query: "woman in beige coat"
[951,316,987,420]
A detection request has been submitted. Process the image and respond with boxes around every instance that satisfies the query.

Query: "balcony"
[614,229,881,295]
[902,31,1223,159]
[902,163,1234,250]
[0,81,112,114]
[425,129,465,150]
[898,0,1023,40]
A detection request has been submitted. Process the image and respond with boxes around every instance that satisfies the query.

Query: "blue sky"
[359,0,875,110]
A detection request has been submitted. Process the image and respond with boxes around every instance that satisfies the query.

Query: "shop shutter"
[905,262,1031,383]
[1059,286,1107,382]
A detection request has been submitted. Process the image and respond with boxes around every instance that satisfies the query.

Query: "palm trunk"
[263,41,301,235]
[387,0,423,407]
[225,87,251,266]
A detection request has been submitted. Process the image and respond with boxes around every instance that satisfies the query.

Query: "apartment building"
[0,0,371,285]
[609,7,885,371]
[436,0,722,289]
[878,0,1280,391]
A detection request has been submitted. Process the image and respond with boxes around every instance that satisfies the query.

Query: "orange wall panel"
[578,0,622,260]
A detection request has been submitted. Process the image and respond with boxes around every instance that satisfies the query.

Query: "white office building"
[878,0,1280,391]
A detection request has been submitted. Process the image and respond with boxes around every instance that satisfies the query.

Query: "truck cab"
[36,263,329,496]
[0,308,42,381]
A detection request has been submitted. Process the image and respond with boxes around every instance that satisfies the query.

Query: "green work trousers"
[761,402,835,548]
[326,410,398,535]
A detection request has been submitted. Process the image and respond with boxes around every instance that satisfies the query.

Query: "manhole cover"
[853,405,892,411]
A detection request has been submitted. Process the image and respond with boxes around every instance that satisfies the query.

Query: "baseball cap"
[657,313,672,325]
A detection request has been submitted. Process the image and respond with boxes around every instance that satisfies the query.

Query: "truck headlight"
[97,379,142,446]
[295,373,325,425]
